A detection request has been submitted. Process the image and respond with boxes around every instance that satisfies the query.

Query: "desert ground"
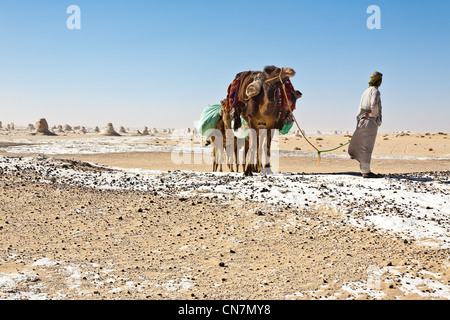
[0,126,449,300]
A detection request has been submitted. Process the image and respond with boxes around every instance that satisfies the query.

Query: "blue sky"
[0,0,449,132]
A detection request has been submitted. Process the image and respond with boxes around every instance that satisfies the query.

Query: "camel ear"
[246,79,262,98]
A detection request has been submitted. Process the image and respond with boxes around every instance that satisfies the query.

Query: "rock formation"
[55,125,64,134]
[35,118,56,136]
[100,123,121,136]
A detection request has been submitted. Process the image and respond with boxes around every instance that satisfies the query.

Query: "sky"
[0,0,449,133]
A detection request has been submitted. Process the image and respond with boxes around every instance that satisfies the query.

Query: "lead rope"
[266,71,350,166]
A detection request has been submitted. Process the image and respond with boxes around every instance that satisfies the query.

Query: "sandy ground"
[0,130,449,300]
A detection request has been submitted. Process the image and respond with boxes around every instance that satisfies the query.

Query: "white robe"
[348,86,382,171]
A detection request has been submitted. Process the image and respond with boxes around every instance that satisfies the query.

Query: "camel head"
[259,66,296,103]
[263,66,296,82]
[220,99,233,127]
[238,66,298,131]
[220,100,230,116]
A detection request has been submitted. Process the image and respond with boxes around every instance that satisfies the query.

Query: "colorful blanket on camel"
[225,72,298,113]
[278,78,297,112]
[224,71,253,112]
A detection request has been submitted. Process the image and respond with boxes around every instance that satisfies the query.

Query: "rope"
[318,141,351,154]
[292,112,350,166]
[316,141,350,164]
[265,71,350,166]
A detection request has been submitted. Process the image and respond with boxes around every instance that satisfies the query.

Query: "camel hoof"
[244,170,253,177]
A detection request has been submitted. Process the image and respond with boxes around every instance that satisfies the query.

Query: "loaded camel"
[211,100,249,172]
[231,66,300,175]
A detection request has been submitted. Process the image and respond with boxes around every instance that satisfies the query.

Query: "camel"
[210,101,249,172]
[238,66,298,175]
[220,100,249,172]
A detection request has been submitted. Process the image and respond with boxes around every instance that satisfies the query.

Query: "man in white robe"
[348,72,383,178]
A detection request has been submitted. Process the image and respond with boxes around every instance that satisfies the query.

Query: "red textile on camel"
[278,78,297,112]
[225,73,297,113]
[225,72,244,112]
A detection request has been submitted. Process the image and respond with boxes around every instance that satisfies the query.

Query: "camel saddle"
[225,71,298,130]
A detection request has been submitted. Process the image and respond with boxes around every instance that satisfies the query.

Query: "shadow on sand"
[384,173,450,184]
[304,171,450,184]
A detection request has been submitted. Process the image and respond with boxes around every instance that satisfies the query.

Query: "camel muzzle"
[257,122,267,128]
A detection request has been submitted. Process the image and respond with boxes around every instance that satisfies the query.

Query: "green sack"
[280,122,294,135]
[197,104,222,136]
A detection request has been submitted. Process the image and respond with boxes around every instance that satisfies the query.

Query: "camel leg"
[212,137,217,172]
[213,153,219,172]
[231,137,237,172]
[266,129,273,173]
[258,129,266,174]
[235,137,245,173]
[212,135,224,172]
[218,146,224,172]
[261,129,273,174]
[255,129,260,173]
[214,145,222,172]
[228,161,234,173]
[234,143,239,173]
[210,127,226,173]
[226,144,234,172]
[256,130,262,173]
[244,128,258,176]
[241,138,249,173]
[225,130,236,172]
